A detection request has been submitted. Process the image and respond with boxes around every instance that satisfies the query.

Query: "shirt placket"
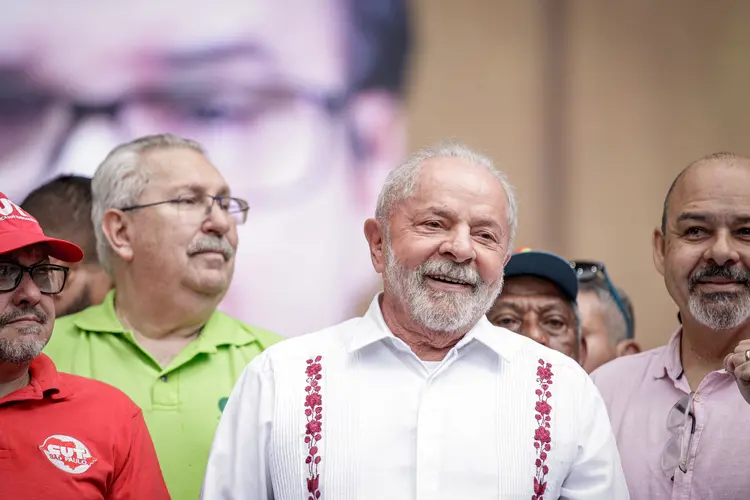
[672,372,720,500]
[415,349,459,500]
[151,369,180,409]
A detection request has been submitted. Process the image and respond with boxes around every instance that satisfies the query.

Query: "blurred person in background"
[21,175,111,317]
[0,0,412,336]
[487,248,582,363]
[591,152,750,499]
[571,261,641,373]
[45,134,283,499]
[0,192,169,499]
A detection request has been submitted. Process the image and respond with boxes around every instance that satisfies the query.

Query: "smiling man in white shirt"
[201,141,628,500]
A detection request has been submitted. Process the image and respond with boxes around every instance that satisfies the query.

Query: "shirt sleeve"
[108,409,171,500]
[201,354,275,500]
[560,373,630,500]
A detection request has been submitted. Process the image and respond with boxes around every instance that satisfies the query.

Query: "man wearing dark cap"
[0,193,169,498]
[487,248,581,362]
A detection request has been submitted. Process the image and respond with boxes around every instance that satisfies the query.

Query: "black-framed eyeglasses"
[120,194,250,225]
[0,263,69,295]
[661,393,697,481]
[569,260,634,339]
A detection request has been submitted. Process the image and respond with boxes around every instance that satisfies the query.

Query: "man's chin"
[187,272,232,297]
[0,336,48,365]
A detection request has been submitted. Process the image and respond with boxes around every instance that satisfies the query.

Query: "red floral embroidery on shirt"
[532,358,554,500]
[304,356,323,500]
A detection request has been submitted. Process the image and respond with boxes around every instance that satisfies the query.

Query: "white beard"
[382,238,504,333]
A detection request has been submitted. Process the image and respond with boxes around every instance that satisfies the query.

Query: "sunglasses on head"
[569,260,634,339]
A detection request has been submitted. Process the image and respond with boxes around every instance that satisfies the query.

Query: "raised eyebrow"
[675,212,710,225]
[426,207,458,219]
[492,300,523,313]
[526,298,571,312]
[472,219,503,232]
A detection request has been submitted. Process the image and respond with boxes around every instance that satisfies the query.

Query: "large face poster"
[0,0,411,336]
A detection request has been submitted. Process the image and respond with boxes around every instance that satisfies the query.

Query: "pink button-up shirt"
[591,329,750,500]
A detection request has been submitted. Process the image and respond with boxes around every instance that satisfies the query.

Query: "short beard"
[688,265,750,330]
[0,306,50,364]
[688,292,750,330]
[383,236,504,333]
[0,330,47,364]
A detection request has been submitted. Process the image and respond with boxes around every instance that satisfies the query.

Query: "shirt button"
[693,393,700,403]
[160,375,168,382]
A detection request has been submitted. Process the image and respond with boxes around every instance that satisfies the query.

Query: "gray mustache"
[0,306,48,326]
[689,265,750,290]
[187,238,235,261]
[419,259,481,286]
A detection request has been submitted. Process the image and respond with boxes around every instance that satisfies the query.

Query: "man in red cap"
[0,193,169,498]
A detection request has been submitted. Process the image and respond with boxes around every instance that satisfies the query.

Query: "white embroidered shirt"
[201,296,628,500]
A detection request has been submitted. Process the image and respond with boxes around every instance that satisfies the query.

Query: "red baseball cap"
[0,193,83,263]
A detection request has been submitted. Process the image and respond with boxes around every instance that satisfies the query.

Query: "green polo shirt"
[44,291,283,500]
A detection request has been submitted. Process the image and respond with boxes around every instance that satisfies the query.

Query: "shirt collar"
[649,328,684,380]
[0,353,70,406]
[347,294,520,363]
[71,289,260,350]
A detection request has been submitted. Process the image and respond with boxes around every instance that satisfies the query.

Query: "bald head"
[661,152,750,234]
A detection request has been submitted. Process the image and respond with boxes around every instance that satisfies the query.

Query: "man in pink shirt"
[591,152,750,499]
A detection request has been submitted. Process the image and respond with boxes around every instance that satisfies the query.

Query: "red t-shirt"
[0,354,170,499]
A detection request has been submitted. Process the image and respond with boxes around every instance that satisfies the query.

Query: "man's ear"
[364,218,387,274]
[653,227,666,277]
[101,209,134,264]
[348,91,405,211]
[615,339,642,358]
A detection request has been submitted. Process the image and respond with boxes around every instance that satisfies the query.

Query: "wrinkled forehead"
[0,0,347,93]
[142,147,230,196]
[669,162,750,224]
[409,159,510,222]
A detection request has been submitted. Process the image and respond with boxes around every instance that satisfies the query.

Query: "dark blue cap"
[504,248,578,302]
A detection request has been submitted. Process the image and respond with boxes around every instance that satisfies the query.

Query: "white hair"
[91,134,205,275]
[375,140,518,248]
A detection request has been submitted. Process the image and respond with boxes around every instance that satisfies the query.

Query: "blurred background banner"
[3,0,750,345]
[0,0,411,336]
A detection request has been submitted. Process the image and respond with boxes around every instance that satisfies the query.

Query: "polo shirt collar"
[649,328,685,381]
[348,294,519,364]
[0,354,70,405]
[71,290,260,350]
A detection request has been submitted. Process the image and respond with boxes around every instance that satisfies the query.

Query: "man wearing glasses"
[591,152,750,498]
[0,194,169,498]
[44,134,283,500]
[570,261,641,373]
[0,0,411,338]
